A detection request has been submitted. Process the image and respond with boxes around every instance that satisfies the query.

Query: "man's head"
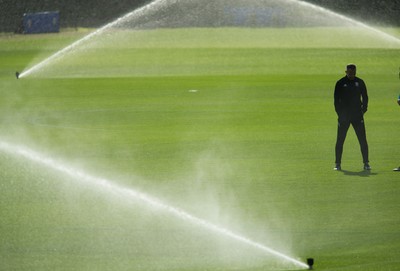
[345,64,356,80]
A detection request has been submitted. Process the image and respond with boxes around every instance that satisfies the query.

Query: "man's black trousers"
[335,118,369,164]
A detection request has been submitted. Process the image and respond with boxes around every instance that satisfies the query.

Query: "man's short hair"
[346,63,356,70]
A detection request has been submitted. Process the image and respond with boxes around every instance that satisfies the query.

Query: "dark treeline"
[0,0,150,32]
[0,0,399,33]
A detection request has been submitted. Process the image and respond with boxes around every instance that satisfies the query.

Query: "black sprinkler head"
[16,71,20,79]
[307,258,314,270]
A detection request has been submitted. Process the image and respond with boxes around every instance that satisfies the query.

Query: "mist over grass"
[14,0,400,78]
[1,13,400,271]
[14,27,400,79]
[0,141,298,270]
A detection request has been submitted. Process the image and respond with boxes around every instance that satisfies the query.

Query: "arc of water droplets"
[19,0,174,78]
[293,0,400,44]
[0,140,309,269]
[19,0,400,78]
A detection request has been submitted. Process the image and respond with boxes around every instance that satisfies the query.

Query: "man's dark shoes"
[393,167,400,172]
[363,163,371,170]
[334,163,341,171]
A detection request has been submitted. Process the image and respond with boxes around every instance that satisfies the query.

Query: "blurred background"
[0,0,399,33]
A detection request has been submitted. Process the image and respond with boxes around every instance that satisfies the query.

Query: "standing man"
[334,64,370,171]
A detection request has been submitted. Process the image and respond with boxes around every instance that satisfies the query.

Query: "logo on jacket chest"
[343,82,359,88]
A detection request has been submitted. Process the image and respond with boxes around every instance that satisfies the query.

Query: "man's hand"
[362,106,368,114]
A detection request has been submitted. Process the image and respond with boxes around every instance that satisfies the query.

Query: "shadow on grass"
[340,170,378,177]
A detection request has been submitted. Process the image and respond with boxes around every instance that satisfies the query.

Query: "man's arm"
[334,81,342,115]
[334,80,343,117]
[361,80,368,113]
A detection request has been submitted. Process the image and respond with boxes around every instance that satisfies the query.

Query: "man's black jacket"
[334,76,368,121]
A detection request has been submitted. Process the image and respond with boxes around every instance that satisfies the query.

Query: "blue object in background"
[23,11,60,34]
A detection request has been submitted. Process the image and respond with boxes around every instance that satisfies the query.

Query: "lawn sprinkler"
[16,71,20,79]
[307,258,314,270]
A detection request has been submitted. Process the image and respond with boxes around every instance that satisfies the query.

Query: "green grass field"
[1,27,400,270]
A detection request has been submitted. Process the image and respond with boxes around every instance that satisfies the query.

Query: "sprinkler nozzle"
[16,71,20,79]
[307,258,314,270]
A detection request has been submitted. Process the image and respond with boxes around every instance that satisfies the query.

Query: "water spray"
[293,0,400,45]
[18,0,170,78]
[17,0,400,78]
[0,140,309,269]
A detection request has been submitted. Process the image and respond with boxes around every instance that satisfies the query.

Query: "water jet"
[0,140,309,270]
[17,0,400,78]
